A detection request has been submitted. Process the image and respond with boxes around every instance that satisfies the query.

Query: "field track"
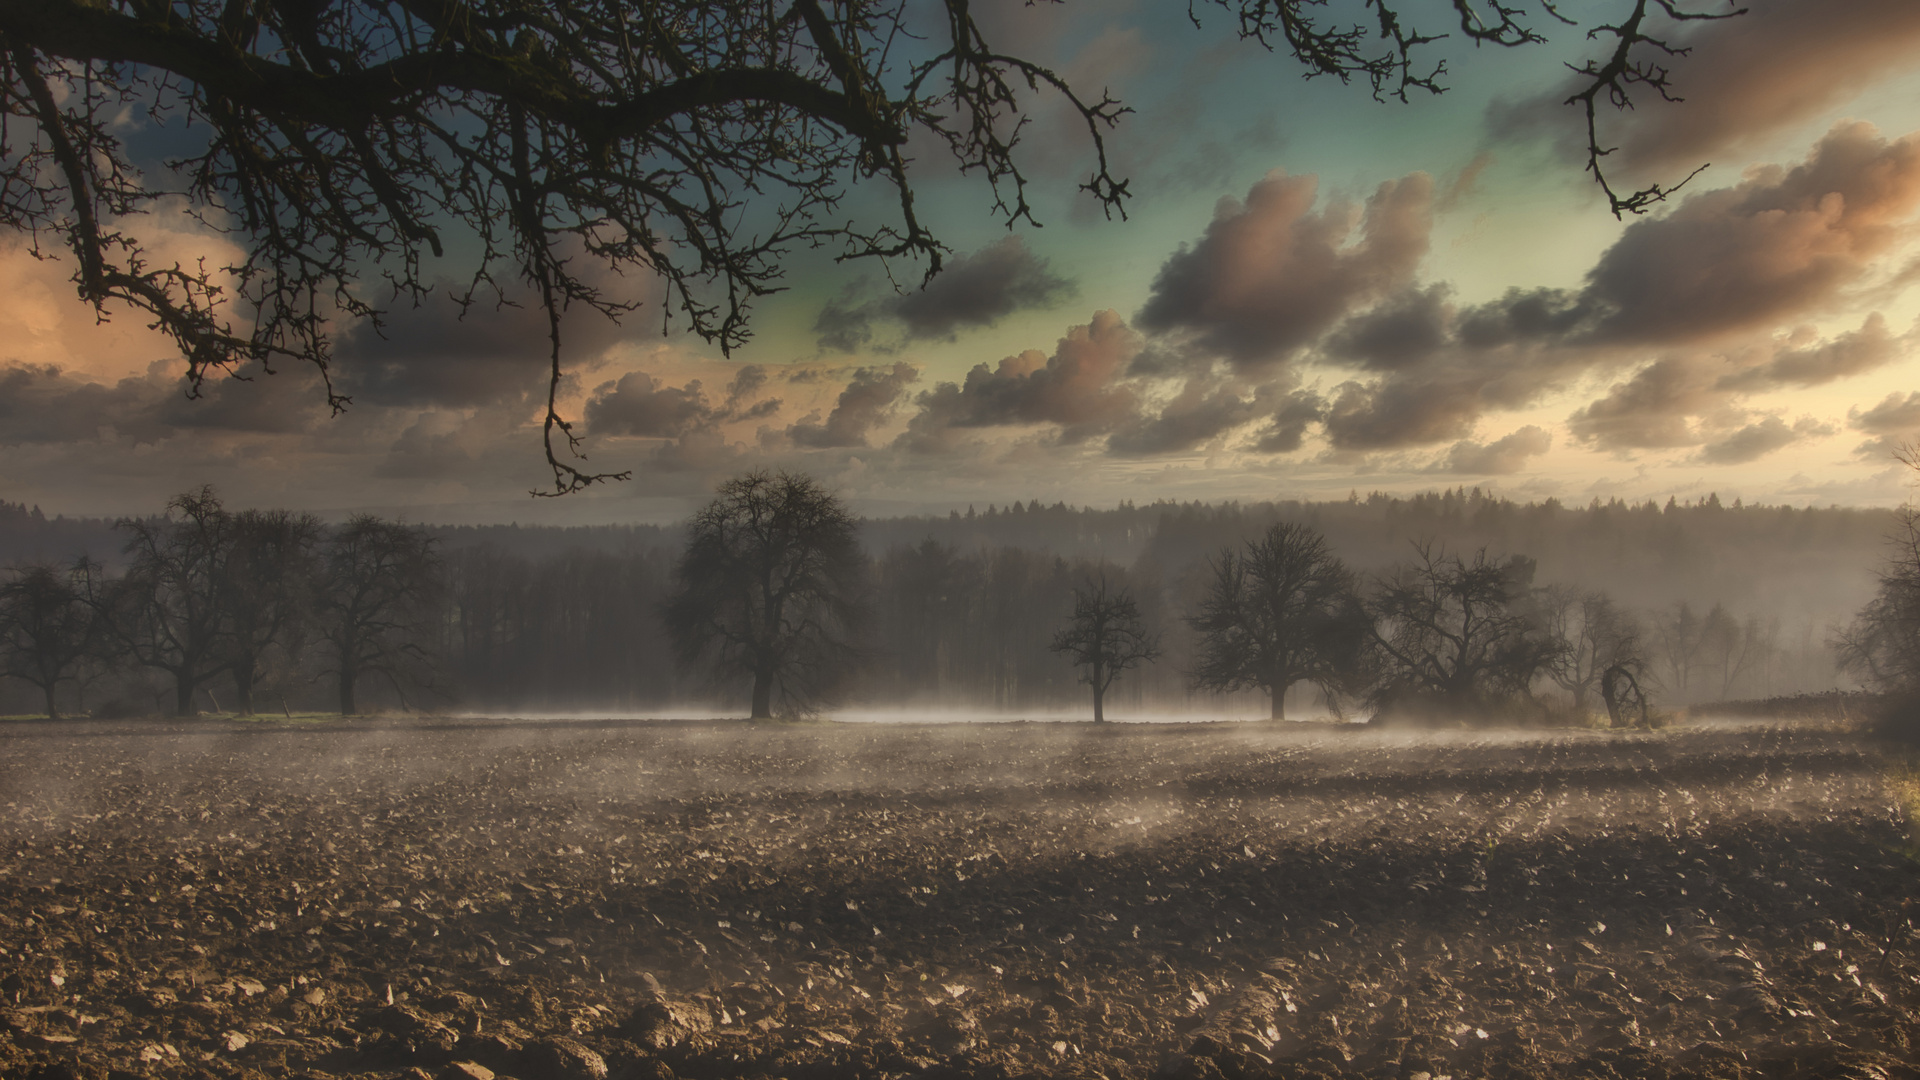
[1,717,1915,1080]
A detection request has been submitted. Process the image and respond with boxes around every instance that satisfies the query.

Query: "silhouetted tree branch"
[0,0,1742,491]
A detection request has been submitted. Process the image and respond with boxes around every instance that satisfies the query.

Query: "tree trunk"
[338,665,357,716]
[1269,681,1285,721]
[234,662,256,716]
[750,669,774,719]
[43,682,59,722]
[1092,683,1106,723]
[174,674,197,717]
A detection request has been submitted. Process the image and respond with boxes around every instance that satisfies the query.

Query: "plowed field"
[1,718,1915,1080]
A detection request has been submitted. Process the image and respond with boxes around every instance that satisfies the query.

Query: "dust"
[0,717,1912,1080]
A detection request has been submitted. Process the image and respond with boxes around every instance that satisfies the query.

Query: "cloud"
[1323,376,1488,451]
[1582,123,1920,345]
[1695,415,1836,465]
[1850,391,1920,457]
[339,289,629,408]
[1106,376,1267,457]
[1254,390,1326,454]
[1135,170,1433,367]
[0,360,329,446]
[1714,313,1901,393]
[583,372,718,438]
[1324,285,1453,371]
[1569,313,1907,454]
[1494,0,1920,183]
[814,237,1074,351]
[1566,354,1721,451]
[788,363,918,448]
[585,364,785,439]
[898,310,1141,453]
[1439,426,1553,475]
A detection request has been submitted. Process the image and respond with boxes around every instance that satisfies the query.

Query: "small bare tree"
[0,563,99,719]
[664,471,869,719]
[1050,575,1159,724]
[1540,586,1644,713]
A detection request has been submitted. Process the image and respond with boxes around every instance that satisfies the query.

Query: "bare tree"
[1050,574,1159,723]
[1185,522,1367,720]
[1836,503,1920,698]
[319,516,441,715]
[1540,585,1643,713]
[222,508,324,716]
[105,486,234,716]
[664,470,869,719]
[0,0,1738,489]
[1367,542,1563,718]
[1653,601,1707,701]
[0,562,98,719]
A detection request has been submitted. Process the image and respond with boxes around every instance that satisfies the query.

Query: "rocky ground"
[0,716,1915,1080]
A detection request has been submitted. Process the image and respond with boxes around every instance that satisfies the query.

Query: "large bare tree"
[1185,522,1366,720]
[1367,542,1563,718]
[0,0,1738,491]
[0,562,99,719]
[664,470,868,719]
[318,515,441,714]
[105,486,234,716]
[222,508,324,715]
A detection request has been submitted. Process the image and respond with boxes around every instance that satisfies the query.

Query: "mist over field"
[0,489,1883,720]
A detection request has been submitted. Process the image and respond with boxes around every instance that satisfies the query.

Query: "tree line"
[0,473,1866,720]
[0,487,438,718]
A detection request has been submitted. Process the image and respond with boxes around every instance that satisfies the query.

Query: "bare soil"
[0,717,1915,1080]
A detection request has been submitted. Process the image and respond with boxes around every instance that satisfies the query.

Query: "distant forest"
[0,488,1891,718]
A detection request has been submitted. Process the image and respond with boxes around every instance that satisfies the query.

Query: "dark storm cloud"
[339,290,628,408]
[1437,426,1552,475]
[898,310,1141,453]
[814,237,1075,352]
[1695,415,1835,465]
[1491,0,1920,180]
[1135,170,1432,368]
[788,363,918,449]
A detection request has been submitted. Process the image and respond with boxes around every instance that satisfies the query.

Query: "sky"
[6,0,1920,524]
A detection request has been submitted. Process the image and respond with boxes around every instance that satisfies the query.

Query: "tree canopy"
[0,0,1739,490]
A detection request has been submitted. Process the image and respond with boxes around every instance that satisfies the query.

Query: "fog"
[0,489,1889,719]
